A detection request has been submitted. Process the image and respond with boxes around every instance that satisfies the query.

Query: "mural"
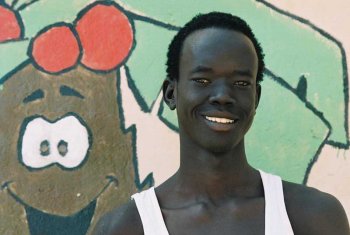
[0,2,137,234]
[0,0,348,233]
[265,0,350,221]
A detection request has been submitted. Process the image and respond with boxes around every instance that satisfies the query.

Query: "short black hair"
[166,12,265,83]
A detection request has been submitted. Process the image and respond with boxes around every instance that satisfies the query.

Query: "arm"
[284,182,350,235]
[305,193,350,235]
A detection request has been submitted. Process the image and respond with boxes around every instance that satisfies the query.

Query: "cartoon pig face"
[0,63,135,215]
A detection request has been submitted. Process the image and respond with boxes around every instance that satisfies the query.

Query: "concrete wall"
[0,0,349,233]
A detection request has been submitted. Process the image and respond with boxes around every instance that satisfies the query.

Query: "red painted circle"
[0,5,21,42]
[76,4,133,71]
[30,25,80,73]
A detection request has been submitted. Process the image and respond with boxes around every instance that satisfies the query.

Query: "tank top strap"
[131,187,170,235]
[259,170,294,235]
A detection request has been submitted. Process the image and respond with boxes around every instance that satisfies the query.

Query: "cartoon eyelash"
[60,85,85,99]
[23,89,44,103]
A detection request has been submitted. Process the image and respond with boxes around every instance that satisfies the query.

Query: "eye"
[234,81,250,87]
[60,85,84,99]
[192,78,210,85]
[23,89,44,103]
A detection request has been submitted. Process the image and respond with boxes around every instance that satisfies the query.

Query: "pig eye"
[60,85,84,99]
[23,89,44,103]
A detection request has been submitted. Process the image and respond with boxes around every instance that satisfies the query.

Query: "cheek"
[176,86,201,110]
[238,94,256,114]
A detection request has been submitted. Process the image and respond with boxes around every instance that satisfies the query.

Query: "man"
[93,12,350,235]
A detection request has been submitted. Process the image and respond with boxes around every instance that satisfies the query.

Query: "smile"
[204,116,235,124]
[2,175,118,216]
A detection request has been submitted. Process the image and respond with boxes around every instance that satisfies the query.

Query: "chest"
[162,198,265,235]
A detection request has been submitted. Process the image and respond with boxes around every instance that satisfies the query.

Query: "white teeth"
[205,116,235,124]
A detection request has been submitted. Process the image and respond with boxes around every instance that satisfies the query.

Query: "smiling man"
[94,12,350,235]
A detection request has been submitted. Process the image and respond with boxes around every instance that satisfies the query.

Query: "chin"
[203,140,240,155]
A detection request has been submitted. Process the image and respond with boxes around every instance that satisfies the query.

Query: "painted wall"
[266,0,350,223]
[0,0,348,233]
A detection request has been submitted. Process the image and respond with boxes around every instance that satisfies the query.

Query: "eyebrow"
[23,89,44,103]
[191,66,253,77]
[190,66,214,74]
[232,70,253,77]
[59,85,84,99]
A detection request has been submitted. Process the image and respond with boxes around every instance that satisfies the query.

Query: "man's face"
[175,27,259,153]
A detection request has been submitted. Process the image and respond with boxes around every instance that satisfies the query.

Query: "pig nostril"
[57,140,68,157]
[40,140,50,156]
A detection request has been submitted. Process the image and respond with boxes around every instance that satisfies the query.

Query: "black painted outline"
[17,112,93,172]
[158,98,179,133]
[10,0,19,8]
[115,9,180,112]
[0,59,30,85]
[116,68,154,190]
[122,65,150,112]
[26,199,96,234]
[1,174,118,229]
[27,22,83,75]
[256,0,349,146]
[16,0,39,11]
[0,37,28,44]
[125,11,180,31]
[302,131,331,184]
[265,69,332,130]
[73,0,137,74]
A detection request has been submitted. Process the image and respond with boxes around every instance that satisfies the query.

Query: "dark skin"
[93,28,350,235]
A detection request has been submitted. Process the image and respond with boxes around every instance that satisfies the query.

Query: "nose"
[19,115,91,170]
[209,81,235,106]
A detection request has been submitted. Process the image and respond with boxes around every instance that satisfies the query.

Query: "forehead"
[180,27,258,72]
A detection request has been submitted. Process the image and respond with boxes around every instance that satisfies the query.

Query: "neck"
[173,136,260,199]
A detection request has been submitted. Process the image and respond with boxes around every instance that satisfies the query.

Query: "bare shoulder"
[92,200,143,235]
[282,181,350,235]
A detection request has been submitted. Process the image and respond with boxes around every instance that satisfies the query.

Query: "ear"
[255,84,261,109]
[162,79,176,110]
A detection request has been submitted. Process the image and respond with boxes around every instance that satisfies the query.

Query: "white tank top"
[131,170,294,235]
